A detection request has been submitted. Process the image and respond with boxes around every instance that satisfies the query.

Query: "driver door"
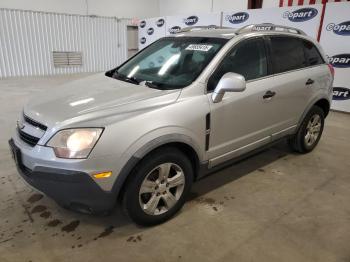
[207,37,282,167]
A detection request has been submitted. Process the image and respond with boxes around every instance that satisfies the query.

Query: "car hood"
[24,73,181,128]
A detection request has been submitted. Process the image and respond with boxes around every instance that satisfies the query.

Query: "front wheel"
[288,105,325,153]
[122,147,193,226]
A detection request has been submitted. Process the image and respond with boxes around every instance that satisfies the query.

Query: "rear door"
[267,36,318,140]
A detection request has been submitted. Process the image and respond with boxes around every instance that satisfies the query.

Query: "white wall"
[159,0,212,16]
[262,0,279,8]
[0,9,131,78]
[0,0,87,15]
[159,0,248,16]
[0,0,160,18]
[212,0,248,13]
[87,0,160,18]
[0,0,252,19]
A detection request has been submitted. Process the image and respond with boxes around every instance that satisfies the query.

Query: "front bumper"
[9,139,116,214]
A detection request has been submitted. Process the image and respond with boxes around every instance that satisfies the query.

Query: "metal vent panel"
[0,9,132,78]
[53,51,83,67]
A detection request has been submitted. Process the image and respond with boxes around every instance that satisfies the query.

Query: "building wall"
[212,0,248,12]
[262,0,279,8]
[159,0,248,16]
[0,0,160,18]
[87,0,160,18]
[0,0,264,78]
[0,9,131,78]
[0,0,87,15]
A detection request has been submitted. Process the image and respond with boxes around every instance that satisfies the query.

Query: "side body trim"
[198,136,288,179]
[208,136,271,168]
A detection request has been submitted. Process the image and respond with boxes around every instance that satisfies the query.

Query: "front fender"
[132,133,203,160]
[111,127,205,199]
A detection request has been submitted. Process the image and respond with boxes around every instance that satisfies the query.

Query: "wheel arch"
[297,96,331,130]
[112,135,202,201]
[314,98,330,117]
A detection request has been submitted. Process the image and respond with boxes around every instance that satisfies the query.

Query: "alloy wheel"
[139,163,185,215]
[304,114,322,147]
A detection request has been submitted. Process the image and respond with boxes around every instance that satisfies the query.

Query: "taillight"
[328,64,335,77]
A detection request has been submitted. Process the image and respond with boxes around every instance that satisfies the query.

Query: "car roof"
[172,24,308,40]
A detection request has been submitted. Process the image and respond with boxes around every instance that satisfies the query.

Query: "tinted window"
[270,36,307,74]
[302,40,324,66]
[208,38,267,91]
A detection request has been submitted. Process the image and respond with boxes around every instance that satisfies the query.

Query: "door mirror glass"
[211,72,246,103]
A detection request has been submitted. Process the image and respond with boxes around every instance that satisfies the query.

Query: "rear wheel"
[122,147,193,226]
[288,105,325,153]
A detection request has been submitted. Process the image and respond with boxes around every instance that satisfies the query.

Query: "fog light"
[94,171,112,179]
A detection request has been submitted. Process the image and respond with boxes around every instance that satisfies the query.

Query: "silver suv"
[9,24,334,226]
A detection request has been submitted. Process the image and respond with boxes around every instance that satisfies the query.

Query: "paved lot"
[0,74,350,262]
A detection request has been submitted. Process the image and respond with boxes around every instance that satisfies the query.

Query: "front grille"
[17,128,40,146]
[17,113,47,147]
[23,114,47,131]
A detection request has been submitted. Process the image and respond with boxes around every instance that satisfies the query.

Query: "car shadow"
[21,139,292,243]
[188,140,291,201]
[0,140,294,248]
[84,140,292,229]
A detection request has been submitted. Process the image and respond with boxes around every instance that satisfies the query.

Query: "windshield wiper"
[113,71,140,85]
[144,81,161,89]
[125,76,139,85]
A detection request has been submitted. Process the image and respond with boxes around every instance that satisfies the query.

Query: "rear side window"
[270,36,307,74]
[208,38,267,91]
[302,40,324,66]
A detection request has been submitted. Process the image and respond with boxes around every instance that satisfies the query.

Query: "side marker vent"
[205,113,210,151]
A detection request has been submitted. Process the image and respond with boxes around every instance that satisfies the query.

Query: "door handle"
[305,78,314,85]
[263,90,276,99]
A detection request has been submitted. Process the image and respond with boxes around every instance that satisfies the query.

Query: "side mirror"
[211,72,246,103]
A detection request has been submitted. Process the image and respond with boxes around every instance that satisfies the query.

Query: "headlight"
[47,128,103,159]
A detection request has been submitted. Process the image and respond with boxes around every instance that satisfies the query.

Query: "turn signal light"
[94,171,112,179]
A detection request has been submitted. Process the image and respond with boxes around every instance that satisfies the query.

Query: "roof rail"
[177,25,232,33]
[236,23,306,35]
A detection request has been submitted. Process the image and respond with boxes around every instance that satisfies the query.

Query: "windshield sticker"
[185,44,213,52]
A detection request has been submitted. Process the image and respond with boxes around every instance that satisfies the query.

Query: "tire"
[122,147,193,226]
[288,105,325,153]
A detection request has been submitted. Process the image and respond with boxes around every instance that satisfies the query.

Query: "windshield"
[109,37,228,89]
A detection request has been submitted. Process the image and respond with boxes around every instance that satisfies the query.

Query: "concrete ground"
[0,74,350,262]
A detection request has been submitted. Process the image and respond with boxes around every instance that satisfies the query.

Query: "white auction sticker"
[185,44,213,52]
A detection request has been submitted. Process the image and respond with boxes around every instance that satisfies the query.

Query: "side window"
[208,38,267,91]
[270,36,307,74]
[302,40,324,66]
